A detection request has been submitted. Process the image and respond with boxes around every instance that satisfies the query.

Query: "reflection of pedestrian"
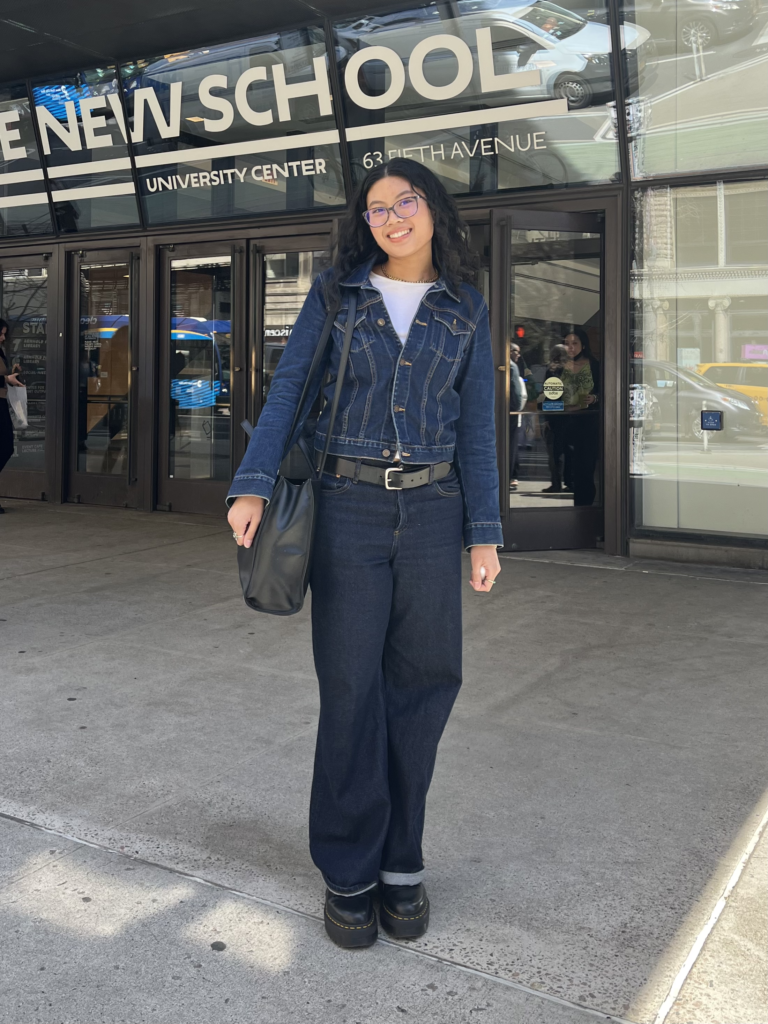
[562,327,600,507]
[0,318,24,513]
[539,343,570,493]
[509,342,527,490]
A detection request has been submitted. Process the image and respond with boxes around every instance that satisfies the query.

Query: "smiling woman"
[227,158,502,949]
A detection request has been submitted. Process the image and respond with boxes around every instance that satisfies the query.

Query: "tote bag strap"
[317,288,357,478]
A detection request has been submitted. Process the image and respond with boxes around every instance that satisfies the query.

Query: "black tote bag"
[236,289,357,615]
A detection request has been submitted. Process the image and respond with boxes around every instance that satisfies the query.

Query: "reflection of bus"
[81,315,231,408]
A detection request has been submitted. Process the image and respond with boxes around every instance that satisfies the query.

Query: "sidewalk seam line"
[0,808,639,1024]
[498,554,768,586]
[652,799,768,1024]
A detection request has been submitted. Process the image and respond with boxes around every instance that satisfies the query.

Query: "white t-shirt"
[370,270,432,344]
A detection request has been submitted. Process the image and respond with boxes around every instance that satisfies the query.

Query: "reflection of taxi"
[697,363,768,425]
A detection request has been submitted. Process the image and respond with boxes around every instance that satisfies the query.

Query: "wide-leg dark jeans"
[309,469,464,895]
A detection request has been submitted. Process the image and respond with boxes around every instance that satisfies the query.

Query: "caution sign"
[543,376,564,400]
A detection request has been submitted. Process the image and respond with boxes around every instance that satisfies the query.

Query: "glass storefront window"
[31,68,140,232]
[0,84,52,237]
[1,265,48,471]
[122,28,346,226]
[621,0,768,177]
[169,256,232,481]
[630,180,768,539]
[334,0,626,193]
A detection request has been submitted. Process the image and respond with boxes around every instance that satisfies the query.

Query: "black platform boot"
[379,882,430,939]
[324,889,378,948]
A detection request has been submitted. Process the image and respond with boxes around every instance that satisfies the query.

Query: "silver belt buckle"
[384,466,404,490]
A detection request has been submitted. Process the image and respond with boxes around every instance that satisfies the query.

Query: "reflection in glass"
[0,85,52,237]
[122,28,345,226]
[169,257,232,481]
[31,67,139,232]
[262,250,331,402]
[335,0,629,193]
[620,0,768,177]
[506,229,602,509]
[77,264,131,475]
[1,266,48,471]
[631,181,768,538]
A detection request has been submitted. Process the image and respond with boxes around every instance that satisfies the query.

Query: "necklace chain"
[380,266,438,284]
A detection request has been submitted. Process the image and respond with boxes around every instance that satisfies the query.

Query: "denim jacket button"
[377,318,386,327]
[382,448,391,457]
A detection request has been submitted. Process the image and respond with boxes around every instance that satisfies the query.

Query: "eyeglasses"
[363,194,421,228]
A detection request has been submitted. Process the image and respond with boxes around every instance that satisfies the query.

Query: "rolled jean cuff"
[323,875,379,897]
[379,869,425,886]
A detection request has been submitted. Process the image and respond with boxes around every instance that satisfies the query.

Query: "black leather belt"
[323,455,452,491]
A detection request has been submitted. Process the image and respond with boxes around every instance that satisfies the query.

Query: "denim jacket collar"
[340,255,461,303]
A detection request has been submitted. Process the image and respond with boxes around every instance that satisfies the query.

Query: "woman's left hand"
[469,545,501,593]
[5,373,23,387]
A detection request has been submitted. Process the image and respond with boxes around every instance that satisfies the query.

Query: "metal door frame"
[65,246,141,508]
[490,198,624,553]
[155,238,247,515]
[0,248,57,501]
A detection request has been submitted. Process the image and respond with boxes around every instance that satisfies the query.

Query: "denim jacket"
[227,257,503,549]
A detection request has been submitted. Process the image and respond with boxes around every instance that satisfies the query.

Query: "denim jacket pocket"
[429,311,472,362]
[333,311,368,352]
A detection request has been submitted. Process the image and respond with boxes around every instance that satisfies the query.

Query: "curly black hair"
[330,159,478,301]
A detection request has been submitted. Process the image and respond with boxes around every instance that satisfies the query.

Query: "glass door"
[251,240,332,426]
[0,255,52,500]
[491,210,604,551]
[157,242,245,515]
[67,249,139,507]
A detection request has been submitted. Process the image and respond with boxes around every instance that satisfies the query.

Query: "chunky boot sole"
[324,906,378,948]
[379,897,430,940]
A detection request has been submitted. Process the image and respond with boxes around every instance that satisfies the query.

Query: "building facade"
[1,0,766,566]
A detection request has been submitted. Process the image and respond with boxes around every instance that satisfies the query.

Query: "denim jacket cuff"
[463,522,504,550]
[225,473,274,508]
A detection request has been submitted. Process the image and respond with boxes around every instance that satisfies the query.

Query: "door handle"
[234,366,242,371]
[497,365,507,371]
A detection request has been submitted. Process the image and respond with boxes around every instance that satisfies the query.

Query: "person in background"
[509,342,527,491]
[539,342,570,494]
[562,327,600,506]
[0,317,23,514]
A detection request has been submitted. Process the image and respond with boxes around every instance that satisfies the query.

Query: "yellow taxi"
[696,362,768,426]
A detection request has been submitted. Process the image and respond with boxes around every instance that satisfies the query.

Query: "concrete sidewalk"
[0,497,766,1024]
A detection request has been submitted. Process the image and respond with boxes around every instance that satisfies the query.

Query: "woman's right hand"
[227,496,265,548]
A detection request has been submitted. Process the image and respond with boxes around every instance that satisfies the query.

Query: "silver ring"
[232,532,243,539]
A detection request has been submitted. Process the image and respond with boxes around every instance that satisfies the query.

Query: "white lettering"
[199,74,234,133]
[301,159,314,174]
[495,136,514,154]
[130,82,182,143]
[450,143,463,159]
[287,160,300,174]
[146,177,158,193]
[533,131,546,149]
[461,140,479,158]
[177,174,189,188]
[157,176,173,190]
[234,167,247,182]
[480,138,493,156]
[234,67,272,127]
[273,162,288,178]
[515,133,532,152]
[199,171,211,186]
[190,172,199,186]
[107,94,128,142]
[79,97,112,149]
[0,110,26,160]
[476,28,541,92]
[36,101,82,155]
[345,47,405,110]
[224,168,235,183]
[272,55,332,122]
[430,144,445,160]
[315,158,326,173]
[263,165,273,180]
[409,35,473,101]
[210,170,221,185]
[251,165,263,181]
